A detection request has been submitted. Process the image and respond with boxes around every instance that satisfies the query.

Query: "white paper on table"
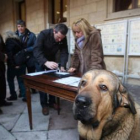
[27,70,57,76]
[53,76,81,87]
[55,71,70,75]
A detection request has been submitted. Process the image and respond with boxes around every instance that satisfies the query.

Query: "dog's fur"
[73,70,140,140]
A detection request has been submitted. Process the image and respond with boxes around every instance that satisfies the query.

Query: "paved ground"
[0,80,140,140]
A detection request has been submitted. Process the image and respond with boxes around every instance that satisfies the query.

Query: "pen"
[57,63,61,73]
[57,67,60,73]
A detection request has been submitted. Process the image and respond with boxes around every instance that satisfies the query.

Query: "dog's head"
[73,70,136,127]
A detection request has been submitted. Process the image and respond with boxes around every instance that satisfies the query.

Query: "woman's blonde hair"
[72,18,95,39]
[5,31,20,41]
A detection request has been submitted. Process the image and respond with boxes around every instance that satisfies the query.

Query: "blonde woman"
[68,18,106,75]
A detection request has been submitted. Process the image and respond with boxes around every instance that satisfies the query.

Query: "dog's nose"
[75,96,91,108]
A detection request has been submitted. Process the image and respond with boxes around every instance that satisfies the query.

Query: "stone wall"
[26,0,45,34]
[68,0,106,26]
[0,0,45,38]
[0,0,15,38]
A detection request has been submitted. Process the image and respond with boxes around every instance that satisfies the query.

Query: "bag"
[14,50,31,65]
[26,56,36,67]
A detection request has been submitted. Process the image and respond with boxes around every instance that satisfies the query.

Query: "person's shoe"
[22,98,27,102]
[0,101,13,107]
[49,103,60,110]
[42,107,49,115]
[7,96,17,101]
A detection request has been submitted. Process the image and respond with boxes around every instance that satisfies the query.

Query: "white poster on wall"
[128,18,140,56]
[96,20,127,55]
[68,29,75,54]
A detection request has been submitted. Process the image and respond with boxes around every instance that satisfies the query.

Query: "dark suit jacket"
[33,29,68,68]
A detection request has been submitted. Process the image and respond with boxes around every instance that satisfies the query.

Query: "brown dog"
[73,70,140,140]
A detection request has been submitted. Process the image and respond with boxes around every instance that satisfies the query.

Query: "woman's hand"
[68,67,76,73]
[60,67,66,72]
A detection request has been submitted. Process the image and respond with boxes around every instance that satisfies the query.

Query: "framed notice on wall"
[67,28,75,54]
[96,20,127,55]
[128,18,140,56]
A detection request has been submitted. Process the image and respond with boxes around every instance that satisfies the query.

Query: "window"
[50,0,67,24]
[114,0,140,12]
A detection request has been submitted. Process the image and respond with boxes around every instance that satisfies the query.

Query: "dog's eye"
[99,85,108,91]
[80,80,87,88]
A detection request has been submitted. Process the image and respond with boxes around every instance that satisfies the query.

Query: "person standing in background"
[5,31,26,102]
[33,23,68,115]
[16,20,36,97]
[0,34,12,112]
[68,18,106,75]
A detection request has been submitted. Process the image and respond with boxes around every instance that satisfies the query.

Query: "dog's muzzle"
[75,95,92,109]
[73,95,93,124]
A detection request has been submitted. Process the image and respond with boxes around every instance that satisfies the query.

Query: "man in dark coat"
[5,31,26,102]
[0,34,12,111]
[16,20,37,99]
[33,23,68,115]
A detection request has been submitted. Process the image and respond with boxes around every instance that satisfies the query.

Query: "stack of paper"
[27,70,57,76]
[53,76,81,87]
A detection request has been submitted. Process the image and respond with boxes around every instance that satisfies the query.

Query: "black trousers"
[0,62,6,104]
[26,65,35,73]
[39,91,56,108]
[35,63,56,108]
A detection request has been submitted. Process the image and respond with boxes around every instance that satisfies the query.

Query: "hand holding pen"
[57,63,66,72]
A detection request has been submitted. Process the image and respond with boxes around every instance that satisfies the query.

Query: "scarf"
[76,35,85,49]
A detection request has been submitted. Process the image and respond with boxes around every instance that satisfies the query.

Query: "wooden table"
[22,73,79,130]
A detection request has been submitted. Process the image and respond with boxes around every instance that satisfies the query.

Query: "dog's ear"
[118,84,137,114]
[112,84,126,111]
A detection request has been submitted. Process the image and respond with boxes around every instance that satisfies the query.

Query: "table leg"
[26,87,32,130]
[56,97,60,115]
